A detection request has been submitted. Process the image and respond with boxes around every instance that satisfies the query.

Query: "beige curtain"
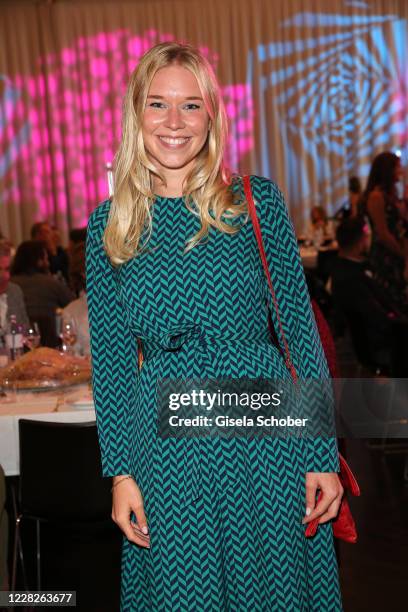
[1,0,407,245]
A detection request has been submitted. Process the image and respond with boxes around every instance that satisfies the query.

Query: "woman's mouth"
[158,136,191,149]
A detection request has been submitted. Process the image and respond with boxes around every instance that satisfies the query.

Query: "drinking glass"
[0,377,17,403]
[24,322,41,350]
[61,318,77,354]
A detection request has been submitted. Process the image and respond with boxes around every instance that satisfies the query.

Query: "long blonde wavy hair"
[104,41,248,266]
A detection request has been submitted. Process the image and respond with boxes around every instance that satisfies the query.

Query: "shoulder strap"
[243,175,298,384]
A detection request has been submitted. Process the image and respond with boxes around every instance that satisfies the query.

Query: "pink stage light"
[1,30,254,230]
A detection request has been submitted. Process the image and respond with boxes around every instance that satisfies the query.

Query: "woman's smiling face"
[142,64,211,178]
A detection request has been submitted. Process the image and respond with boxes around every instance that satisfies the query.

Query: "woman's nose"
[165,106,184,130]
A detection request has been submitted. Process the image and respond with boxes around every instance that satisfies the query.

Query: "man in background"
[31,221,69,283]
[331,217,408,374]
[0,241,29,329]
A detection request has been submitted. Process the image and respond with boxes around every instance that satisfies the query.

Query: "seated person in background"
[67,227,87,262]
[306,206,336,247]
[62,242,90,356]
[0,241,29,329]
[31,221,69,283]
[11,241,74,347]
[331,217,407,371]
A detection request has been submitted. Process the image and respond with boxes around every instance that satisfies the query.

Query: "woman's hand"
[111,477,150,548]
[302,472,344,526]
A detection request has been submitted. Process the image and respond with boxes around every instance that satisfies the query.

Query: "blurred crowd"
[0,222,89,357]
[300,151,408,376]
[0,150,407,377]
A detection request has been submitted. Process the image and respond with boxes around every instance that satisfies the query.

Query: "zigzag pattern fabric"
[86,175,343,611]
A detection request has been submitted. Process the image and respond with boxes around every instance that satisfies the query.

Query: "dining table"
[299,245,319,269]
[299,241,339,272]
[0,382,95,476]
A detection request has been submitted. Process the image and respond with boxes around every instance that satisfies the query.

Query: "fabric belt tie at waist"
[140,324,274,505]
[141,324,269,363]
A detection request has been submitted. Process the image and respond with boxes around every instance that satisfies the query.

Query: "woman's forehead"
[148,65,203,98]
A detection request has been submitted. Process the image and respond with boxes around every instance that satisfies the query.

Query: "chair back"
[343,309,388,371]
[18,419,111,522]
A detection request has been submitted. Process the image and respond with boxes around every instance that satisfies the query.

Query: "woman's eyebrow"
[146,95,203,100]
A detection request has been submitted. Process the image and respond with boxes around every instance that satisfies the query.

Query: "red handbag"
[243,175,360,543]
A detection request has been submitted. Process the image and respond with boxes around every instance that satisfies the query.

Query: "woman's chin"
[150,155,197,172]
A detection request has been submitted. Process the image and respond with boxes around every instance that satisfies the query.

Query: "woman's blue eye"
[149,102,201,111]
[147,102,201,110]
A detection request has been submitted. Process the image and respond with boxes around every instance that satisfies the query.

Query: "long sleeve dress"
[86,175,342,612]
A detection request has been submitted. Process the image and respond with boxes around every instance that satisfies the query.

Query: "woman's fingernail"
[305,507,312,516]
[141,525,149,535]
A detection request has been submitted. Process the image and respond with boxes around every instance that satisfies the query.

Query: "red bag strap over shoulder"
[243,175,298,384]
[242,177,360,542]
[242,178,361,542]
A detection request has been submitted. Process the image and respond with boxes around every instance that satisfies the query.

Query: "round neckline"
[154,194,184,201]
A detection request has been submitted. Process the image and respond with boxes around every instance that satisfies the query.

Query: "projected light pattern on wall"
[248,9,407,219]
[0,29,254,228]
[0,76,31,181]
[1,3,407,234]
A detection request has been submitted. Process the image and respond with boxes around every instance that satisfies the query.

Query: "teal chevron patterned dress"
[86,175,343,612]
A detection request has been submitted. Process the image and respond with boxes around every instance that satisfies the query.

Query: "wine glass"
[24,322,41,350]
[0,377,17,403]
[61,318,77,354]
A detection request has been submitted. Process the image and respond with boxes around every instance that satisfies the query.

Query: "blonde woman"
[86,42,344,611]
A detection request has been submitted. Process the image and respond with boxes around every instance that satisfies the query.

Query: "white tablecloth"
[0,384,95,476]
[299,243,339,270]
[299,246,318,269]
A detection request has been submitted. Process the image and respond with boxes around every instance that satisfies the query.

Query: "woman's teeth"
[159,136,190,145]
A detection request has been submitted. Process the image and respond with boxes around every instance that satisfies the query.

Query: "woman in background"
[306,205,336,247]
[348,176,362,218]
[360,151,408,315]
